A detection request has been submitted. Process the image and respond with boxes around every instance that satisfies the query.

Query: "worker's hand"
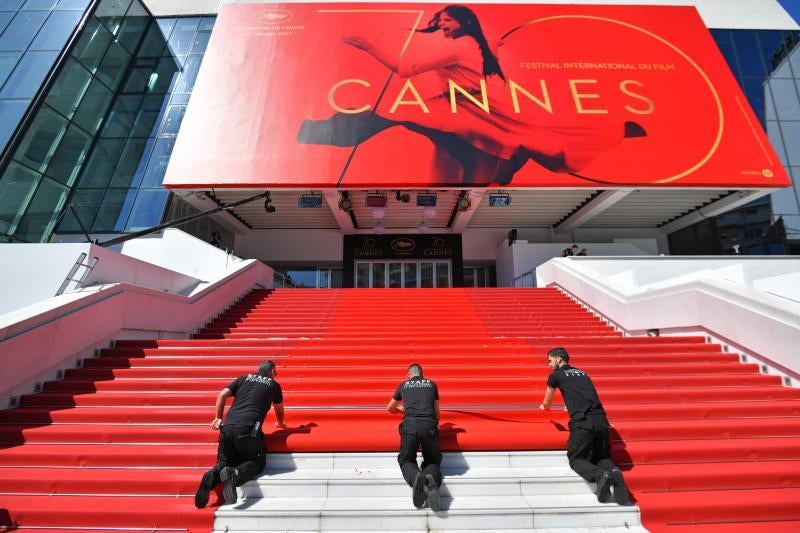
[274,420,287,429]
[211,418,222,430]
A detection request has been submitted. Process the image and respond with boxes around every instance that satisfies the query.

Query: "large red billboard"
[163,3,791,189]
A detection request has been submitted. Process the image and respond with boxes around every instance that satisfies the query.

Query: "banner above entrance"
[163,3,790,189]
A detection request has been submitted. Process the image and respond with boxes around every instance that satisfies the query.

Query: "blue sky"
[779,0,800,24]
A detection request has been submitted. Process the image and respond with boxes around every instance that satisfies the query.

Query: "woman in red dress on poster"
[298,5,644,185]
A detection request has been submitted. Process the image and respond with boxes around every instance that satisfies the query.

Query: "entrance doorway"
[355,261,452,288]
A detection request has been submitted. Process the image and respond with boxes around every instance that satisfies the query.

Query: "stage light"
[416,193,437,207]
[298,193,323,208]
[417,220,429,233]
[395,190,410,203]
[264,192,276,213]
[338,192,352,212]
[372,206,385,219]
[374,222,385,235]
[488,192,511,207]
[366,193,388,208]
[422,206,437,219]
[456,194,471,211]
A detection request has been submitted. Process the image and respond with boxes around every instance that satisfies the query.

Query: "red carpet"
[1,287,799,532]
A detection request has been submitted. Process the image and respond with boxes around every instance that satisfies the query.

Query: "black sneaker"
[220,466,239,505]
[610,468,630,505]
[424,473,441,512]
[412,471,425,509]
[595,469,612,503]
[194,470,215,509]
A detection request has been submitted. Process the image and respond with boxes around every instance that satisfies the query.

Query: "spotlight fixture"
[374,222,386,235]
[422,206,436,219]
[338,192,353,212]
[488,192,511,207]
[456,194,471,212]
[395,190,410,203]
[366,193,388,208]
[264,192,276,213]
[417,220,430,233]
[372,206,385,219]
[416,193,437,207]
[298,192,323,208]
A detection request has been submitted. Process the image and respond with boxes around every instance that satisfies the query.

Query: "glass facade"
[0,0,214,243]
[670,30,800,255]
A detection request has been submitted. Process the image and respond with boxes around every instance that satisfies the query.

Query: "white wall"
[141,0,800,30]
[536,257,800,381]
[235,229,343,264]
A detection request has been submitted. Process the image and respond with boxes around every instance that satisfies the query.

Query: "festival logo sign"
[163,3,791,189]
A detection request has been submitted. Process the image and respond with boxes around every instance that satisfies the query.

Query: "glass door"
[355,261,451,287]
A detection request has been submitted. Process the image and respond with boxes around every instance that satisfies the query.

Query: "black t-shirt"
[546,365,606,423]
[224,373,283,429]
[393,376,439,421]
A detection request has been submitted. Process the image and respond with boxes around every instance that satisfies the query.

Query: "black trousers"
[397,418,442,487]
[208,424,266,487]
[567,414,617,483]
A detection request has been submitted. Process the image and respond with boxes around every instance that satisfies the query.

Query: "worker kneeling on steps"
[540,347,631,505]
[387,363,443,511]
[195,360,286,508]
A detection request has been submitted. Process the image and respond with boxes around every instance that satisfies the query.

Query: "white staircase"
[213,451,646,533]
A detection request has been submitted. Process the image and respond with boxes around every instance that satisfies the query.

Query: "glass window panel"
[420,263,433,288]
[95,0,131,35]
[131,102,161,137]
[14,177,69,242]
[280,267,317,288]
[1,1,25,11]
[30,9,81,50]
[372,262,386,288]
[198,17,215,32]
[781,122,800,166]
[91,187,135,231]
[769,78,800,120]
[166,17,199,56]
[100,94,140,138]
[110,136,148,187]
[71,17,113,73]
[148,55,179,94]
[44,57,92,119]
[46,124,92,186]
[0,98,29,150]
[173,54,201,93]
[356,263,369,288]
[388,262,401,288]
[122,64,152,93]
[0,13,14,35]
[58,187,100,231]
[56,0,91,9]
[741,77,767,126]
[463,267,475,287]
[712,31,739,77]
[403,263,417,288]
[77,136,124,188]
[765,82,777,122]
[318,269,329,288]
[140,136,173,187]
[22,0,58,9]
[170,92,190,105]
[95,39,131,90]
[115,8,148,55]
[160,104,184,136]
[477,267,486,287]
[0,51,22,89]
[330,268,342,288]
[73,77,113,134]
[758,31,788,75]
[0,10,49,51]
[0,162,41,234]
[732,31,767,77]
[14,105,68,173]
[126,188,169,231]
[436,263,450,288]
[137,19,170,57]
[767,121,788,167]
[190,31,210,55]
[0,50,58,98]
